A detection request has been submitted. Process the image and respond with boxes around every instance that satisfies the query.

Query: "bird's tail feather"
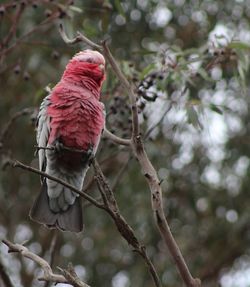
[29,181,83,232]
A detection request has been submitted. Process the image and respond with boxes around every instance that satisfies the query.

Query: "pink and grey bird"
[30,50,106,232]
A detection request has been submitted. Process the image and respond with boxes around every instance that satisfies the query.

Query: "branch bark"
[103,128,130,146]
[43,231,58,287]
[2,239,90,287]
[92,159,161,287]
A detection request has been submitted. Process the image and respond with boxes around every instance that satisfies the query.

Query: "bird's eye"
[85,58,94,63]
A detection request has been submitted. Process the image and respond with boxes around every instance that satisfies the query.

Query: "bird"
[30,50,106,232]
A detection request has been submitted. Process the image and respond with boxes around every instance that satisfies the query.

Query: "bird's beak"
[99,63,105,73]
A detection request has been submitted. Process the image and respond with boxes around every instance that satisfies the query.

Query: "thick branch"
[92,159,161,287]
[2,240,89,287]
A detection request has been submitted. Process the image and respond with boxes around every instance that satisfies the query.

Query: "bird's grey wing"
[36,95,51,173]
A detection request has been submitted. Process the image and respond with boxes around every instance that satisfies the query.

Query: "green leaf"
[210,104,223,115]
[140,63,156,80]
[114,0,126,18]
[69,6,83,13]
[101,13,111,33]
[228,41,250,50]
[187,105,202,129]
[197,68,213,82]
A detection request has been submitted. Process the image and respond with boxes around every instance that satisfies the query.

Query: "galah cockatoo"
[30,50,106,232]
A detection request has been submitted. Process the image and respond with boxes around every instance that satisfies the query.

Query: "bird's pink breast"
[47,82,104,150]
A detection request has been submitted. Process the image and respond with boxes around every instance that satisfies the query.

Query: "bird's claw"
[54,140,65,154]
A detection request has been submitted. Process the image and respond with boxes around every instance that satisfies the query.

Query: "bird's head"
[63,49,106,88]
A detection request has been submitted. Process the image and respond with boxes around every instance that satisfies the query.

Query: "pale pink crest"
[73,50,105,66]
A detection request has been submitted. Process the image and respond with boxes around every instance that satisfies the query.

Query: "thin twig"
[0,13,60,59]
[103,128,130,146]
[2,239,67,284]
[58,263,90,287]
[145,104,172,140]
[34,145,86,153]
[2,239,90,287]
[112,154,131,190]
[0,108,34,147]
[2,3,25,47]
[101,40,140,138]
[43,231,58,287]
[11,159,106,210]
[59,23,101,50]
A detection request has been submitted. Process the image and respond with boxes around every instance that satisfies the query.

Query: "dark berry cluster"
[106,93,132,141]
[136,71,165,118]
[137,71,164,103]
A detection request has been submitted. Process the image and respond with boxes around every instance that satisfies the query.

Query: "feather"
[30,181,83,232]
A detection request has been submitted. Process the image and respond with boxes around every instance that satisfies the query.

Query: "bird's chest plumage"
[47,88,104,150]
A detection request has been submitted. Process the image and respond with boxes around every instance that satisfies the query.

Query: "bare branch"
[43,231,58,287]
[2,239,66,284]
[103,128,131,146]
[92,159,161,287]
[58,263,90,287]
[0,108,35,148]
[2,239,90,287]
[144,104,172,140]
[11,159,106,210]
[2,3,25,47]
[0,13,60,59]
[101,40,140,138]
[59,24,101,50]
[34,144,87,153]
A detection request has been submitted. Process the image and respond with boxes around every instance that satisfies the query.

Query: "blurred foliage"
[1,0,250,287]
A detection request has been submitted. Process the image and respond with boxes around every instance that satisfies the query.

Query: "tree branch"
[2,239,90,287]
[58,263,90,287]
[59,23,101,50]
[101,40,140,139]
[0,108,34,149]
[103,128,131,146]
[0,13,60,59]
[43,231,58,287]
[11,159,106,210]
[92,159,161,287]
